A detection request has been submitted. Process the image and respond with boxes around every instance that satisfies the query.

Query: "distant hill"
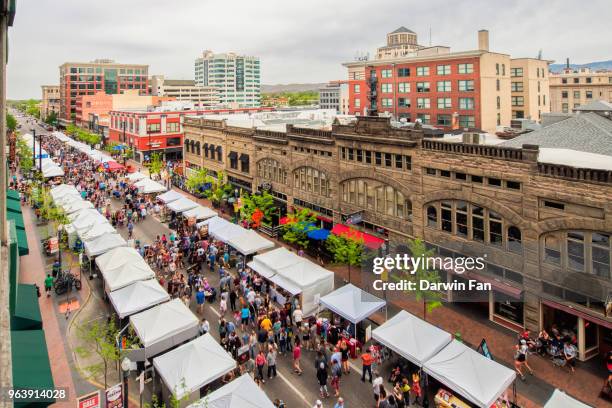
[261,83,326,94]
[549,59,612,73]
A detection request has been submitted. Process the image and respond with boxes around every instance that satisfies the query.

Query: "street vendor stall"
[127,171,147,182]
[153,334,237,404]
[543,389,591,408]
[42,164,64,178]
[108,280,170,319]
[423,340,516,408]
[96,248,155,292]
[50,184,80,201]
[167,197,199,213]
[226,229,274,256]
[83,232,127,257]
[128,299,200,361]
[187,374,275,408]
[78,221,116,242]
[134,178,167,194]
[69,209,108,234]
[59,199,94,214]
[182,205,217,221]
[157,190,184,204]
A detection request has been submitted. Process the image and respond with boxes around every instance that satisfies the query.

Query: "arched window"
[184,139,190,153]
[340,179,411,220]
[258,158,286,184]
[427,206,437,227]
[195,141,201,155]
[508,226,522,253]
[293,167,330,197]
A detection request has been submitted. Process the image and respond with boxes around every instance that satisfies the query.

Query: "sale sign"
[77,391,101,408]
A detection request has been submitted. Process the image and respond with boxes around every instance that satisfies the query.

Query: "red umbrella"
[100,160,125,172]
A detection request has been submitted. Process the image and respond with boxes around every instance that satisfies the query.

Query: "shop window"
[493,291,524,325]
[507,226,522,253]
[489,211,503,246]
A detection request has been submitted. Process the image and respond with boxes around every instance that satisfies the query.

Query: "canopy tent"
[95,247,144,272]
[372,310,451,366]
[157,190,184,203]
[166,197,198,213]
[50,184,80,201]
[78,221,116,241]
[182,205,217,221]
[98,256,155,292]
[42,165,64,178]
[88,150,113,163]
[100,161,125,172]
[53,192,83,207]
[130,299,200,359]
[153,334,237,400]
[52,131,71,142]
[187,374,275,408]
[227,229,274,255]
[84,232,127,257]
[127,171,148,182]
[423,340,516,408]
[108,280,170,319]
[196,216,232,232]
[247,247,302,279]
[59,199,94,214]
[70,210,108,234]
[210,222,245,243]
[543,390,592,408]
[320,283,386,324]
[134,178,167,194]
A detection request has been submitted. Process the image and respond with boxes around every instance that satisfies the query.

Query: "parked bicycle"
[54,271,82,295]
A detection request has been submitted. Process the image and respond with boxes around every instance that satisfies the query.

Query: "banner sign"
[105,383,123,408]
[477,338,494,360]
[77,391,101,408]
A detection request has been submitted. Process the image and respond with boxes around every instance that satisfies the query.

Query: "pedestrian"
[331,359,342,397]
[333,397,344,408]
[255,350,266,384]
[293,339,303,375]
[563,341,577,373]
[372,371,383,404]
[241,304,250,331]
[200,318,209,335]
[196,288,205,314]
[513,342,533,381]
[317,361,329,398]
[313,399,323,408]
[220,295,227,317]
[44,273,54,297]
[360,347,373,383]
[266,345,278,379]
[411,373,422,406]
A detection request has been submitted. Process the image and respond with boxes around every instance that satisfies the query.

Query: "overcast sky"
[7,0,611,99]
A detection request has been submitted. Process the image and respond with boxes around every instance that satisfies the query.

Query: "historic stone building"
[183,115,612,361]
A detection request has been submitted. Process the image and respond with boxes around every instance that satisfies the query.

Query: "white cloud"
[7,0,611,99]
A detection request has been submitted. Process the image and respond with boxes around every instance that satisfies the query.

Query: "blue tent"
[112,145,125,151]
[307,228,330,241]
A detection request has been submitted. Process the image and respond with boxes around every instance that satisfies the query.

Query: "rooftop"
[573,100,612,112]
[163,79,197,87]
[197,109,345,132]
[390,26,415,34]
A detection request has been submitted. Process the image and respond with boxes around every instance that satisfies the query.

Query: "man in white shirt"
[293,307,303,326]
[372,371,383,402]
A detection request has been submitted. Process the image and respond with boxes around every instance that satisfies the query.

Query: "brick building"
[183,114,612,362]
[40,85,60,120]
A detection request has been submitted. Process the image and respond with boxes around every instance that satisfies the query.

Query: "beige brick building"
[184,114,612,361]
[509,58,551,120]
[550,67,612,113]
[40,85,60,120]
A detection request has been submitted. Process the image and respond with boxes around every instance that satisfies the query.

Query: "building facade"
[343,30,512,133]
[183,115,612,362]
[550,67,612,113]
[150,75,220,108]
[40,85,60,120]
[58,59,149,125]
[509,58,551,120]
[318,81,349,114]
[194,51,260,108]
[376,26,425,60]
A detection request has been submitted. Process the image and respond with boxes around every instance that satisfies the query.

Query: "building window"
[511,96,524,106]
[240,154,250,173]
[146,123,161,133]
[341,179,412,221]
[294,167,330,197]
[416,82,430,92]
[543,231,611,279]
[459,97,475,110]
[508,226,522,253]
[592,233,611,278]
[437,64,451,75]
[437,114,451,126]
[417,113,430,124]
[394,154,403,169]
[458,63,474,74]
[384,153,392,167]
[586,90,593,99]
[404,155,412,170]
[354,98,361,108]
[586,77,592,84]
[381,69,392,78]
[437,80,451,92]
[166,122,179,133]
[381,83,392,93]
[257,158,287,184]
[397,68,410,77]
[437,98,452,109]
[561,103,569,113]
[567,232,585,271]
[375,152,382,165]
[427,206,438,227]
[353,84,360,93]
[382,98,393,107]
[458,80,475,91]
[511,82,524,92]
[228,151,238,169]
[365,150,372,164]
[497,96,501,109]
[416,66,430,76]
[416,98,430,109]
[561,91,568,99]
[398,82,410,93]
[458,115,475,128]
[510,67,523,77]
[398,98,410,107]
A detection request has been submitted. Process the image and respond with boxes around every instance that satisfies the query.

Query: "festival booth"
[423,340,516,408]
[187,374,275,408]
[51,131,71,143]
[50,184,80,201]
[320,283,387,345]
[248,247,335,316]
[127,171,147,182]
[226,230,274,256]
[53,192,83,209]
[182,205,217,221]
[543,389,591,408]
[69,209,108,234]
[153,334,237,406]
[59,199,94,214]
[78,222,116,242]
[134,178,167,194]
[157,190,183,204]
[96,247,156,292]
[108,280,170,319]
[41,164,64,178]
[167,197,199,213]
[83,232,127,257]
[127,299,200,361]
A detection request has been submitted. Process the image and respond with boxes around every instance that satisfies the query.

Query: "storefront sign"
[48,236,59,254]
[105,383,123,408]
[77,391,101,408]
[477,338,493,360]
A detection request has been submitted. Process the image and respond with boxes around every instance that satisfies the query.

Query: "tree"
[280,208,316,249]
[6,112,17,132]
[148,152,163,176]
[326,231,364,283]
[44,110,58,126]
[185,168,209,192]
[240,191,276,227]
[392,238,442,320]
[16,134,33,173]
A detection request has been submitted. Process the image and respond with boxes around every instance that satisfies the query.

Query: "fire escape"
[367,67,378,116]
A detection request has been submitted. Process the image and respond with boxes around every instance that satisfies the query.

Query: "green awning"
[16,229,29,256]
[7,210,25,230]
[11,330,55,408]
[7,198,22,213]
[11,284,42,330]
[7,188,20,200]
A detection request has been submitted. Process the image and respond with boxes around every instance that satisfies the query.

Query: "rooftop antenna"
[537,49,542,60]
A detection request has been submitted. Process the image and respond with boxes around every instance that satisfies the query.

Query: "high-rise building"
[549,66,612,113]
[58,59,149,126]
[509,58,551,121]
[343,30,512,133]
[194,51,260,108]
[40,85,60,120]
[150,75,220,108]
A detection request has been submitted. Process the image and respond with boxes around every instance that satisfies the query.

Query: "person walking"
[372,371,383,404]
[360,348,373,383]
[44,273,54,297]
[317,361,329,399]
[293,339,303,375]
[313,400,323,408]
[266,346,278,379]
[331,359,342,397]
[255,350,266,384]
[513,342,533,381]
[333,397,344,408]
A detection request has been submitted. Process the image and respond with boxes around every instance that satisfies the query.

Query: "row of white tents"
[22,133,65,178]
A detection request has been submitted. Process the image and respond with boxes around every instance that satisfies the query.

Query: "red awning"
[331,224,385,249]
[102,161,125,172]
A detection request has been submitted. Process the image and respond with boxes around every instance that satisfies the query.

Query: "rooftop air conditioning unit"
[462,132,481,144]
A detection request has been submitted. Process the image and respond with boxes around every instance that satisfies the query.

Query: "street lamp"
[121,357,131,408]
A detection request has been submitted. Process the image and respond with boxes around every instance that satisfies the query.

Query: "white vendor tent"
[127,171,147,182]
[97,253,155,292]
[182,205,217,221]
[50,184,80,201]
[135,178,167,194]
[42,165,64,178]
[187,374,275,408]
[95,246,143,272]
[53,193,83,208]
[372,310,451,366]
[247,247,302,279]
[167,197,198,213]
[320,284,386,324]
[108,280,170,319]
[423,340,516,408]
[153,334,237,400]
[84,232,127,257]
[130,299,200,359]
[60,199,94,214]
[70,209,108,233]
[157,190,183,203]
[52,131,71,142]
[210,222,245,242]
[227,229,274,255]
[543,389,592,408]
[78,221,116,241]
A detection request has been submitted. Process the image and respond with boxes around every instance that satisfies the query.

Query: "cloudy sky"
[7,0,611,99]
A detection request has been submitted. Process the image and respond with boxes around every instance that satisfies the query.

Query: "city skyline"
[7,0,612,99]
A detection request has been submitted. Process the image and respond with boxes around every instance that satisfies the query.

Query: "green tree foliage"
[185,168,209,192]
[261,91,318,107]
[392,238,442,319]
[16,134,33,173]
[44,110,58,126]
[65,124,101,146]
[102,141,133,158]
[240,191,276,225]
[148,152,164,176]
[6,112,17,132]
[280,208,316,249]
[325,231,364,282]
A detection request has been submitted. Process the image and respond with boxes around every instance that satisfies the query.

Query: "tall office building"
[58,59,149,125]
[194,50,260,108]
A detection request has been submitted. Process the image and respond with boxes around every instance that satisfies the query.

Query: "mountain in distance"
[549,59,612,73]
[261,83,326,94]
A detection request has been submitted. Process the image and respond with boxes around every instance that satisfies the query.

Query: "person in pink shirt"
[293,339,303,375]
